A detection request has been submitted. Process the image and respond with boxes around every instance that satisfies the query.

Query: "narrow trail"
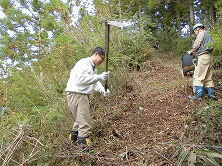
[93,53,198,165]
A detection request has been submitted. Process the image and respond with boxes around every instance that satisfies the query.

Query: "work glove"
[192,58,196,64]
[187,51,192,55]
[97,71,110,81]
[102,89,110,97]
[192,58,198,66]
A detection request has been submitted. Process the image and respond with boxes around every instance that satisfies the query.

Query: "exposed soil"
[59,53,210,165]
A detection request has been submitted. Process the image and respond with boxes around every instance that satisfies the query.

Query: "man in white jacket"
[65,47,110,150]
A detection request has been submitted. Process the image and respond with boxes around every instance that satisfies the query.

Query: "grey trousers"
[67,92,92,137]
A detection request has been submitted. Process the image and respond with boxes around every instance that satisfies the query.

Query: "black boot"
[69,130,78,144]
[78,136,91,145]
[77,136,91,152]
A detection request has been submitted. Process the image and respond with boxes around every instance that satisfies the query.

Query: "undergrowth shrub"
[0,82,7,108]
[190,104,222,144]
[178,102,222,165]
[212,33,222,68]
[176,36,192,56]
[119,31,153,70]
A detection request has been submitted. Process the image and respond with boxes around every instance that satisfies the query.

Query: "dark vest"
[198,31,213,54]
[181,53,195,67]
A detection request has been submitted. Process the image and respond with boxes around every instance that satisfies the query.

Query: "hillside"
[1,51,221,166]
[1,0,222,165]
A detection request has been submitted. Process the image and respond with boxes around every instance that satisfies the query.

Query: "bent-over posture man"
[181,52,195,77]
[65,47,110,150]
[188,23,216,101]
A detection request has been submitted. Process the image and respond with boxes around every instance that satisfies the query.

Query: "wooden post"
[105,20,110,92]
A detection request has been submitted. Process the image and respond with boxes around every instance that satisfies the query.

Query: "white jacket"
[65,57,104,94]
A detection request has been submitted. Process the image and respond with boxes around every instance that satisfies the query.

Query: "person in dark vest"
[187,23,216,101]
[181,52,196,77]
[154,40,160,49]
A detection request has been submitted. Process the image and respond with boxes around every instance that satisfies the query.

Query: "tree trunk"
[212,5,217,23]
[118,0,122,19]
[138,0,144,32]
[176,10,181,39]
[189,0,195,36]
[164,24,169,45]
[189,0,195,24]
[37,17,43,57]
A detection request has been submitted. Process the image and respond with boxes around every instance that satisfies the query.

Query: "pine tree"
[0,0,71,63]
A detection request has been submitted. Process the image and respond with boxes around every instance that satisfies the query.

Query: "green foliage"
[0,0,71,62]
[7,68,51,110]
[157,27,177,52]
[0,60,68,163]
[212,36,222,67]
[178,98,222,165]
[176,36,193,56]
[0,0,10,10]
[190,104,222,144]
[0,107,7,118]
[120,31,153,68]
[178,144,222,166]
[211,14,222,67]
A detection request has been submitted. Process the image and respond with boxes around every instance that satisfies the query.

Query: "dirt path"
[91,54,197,165]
